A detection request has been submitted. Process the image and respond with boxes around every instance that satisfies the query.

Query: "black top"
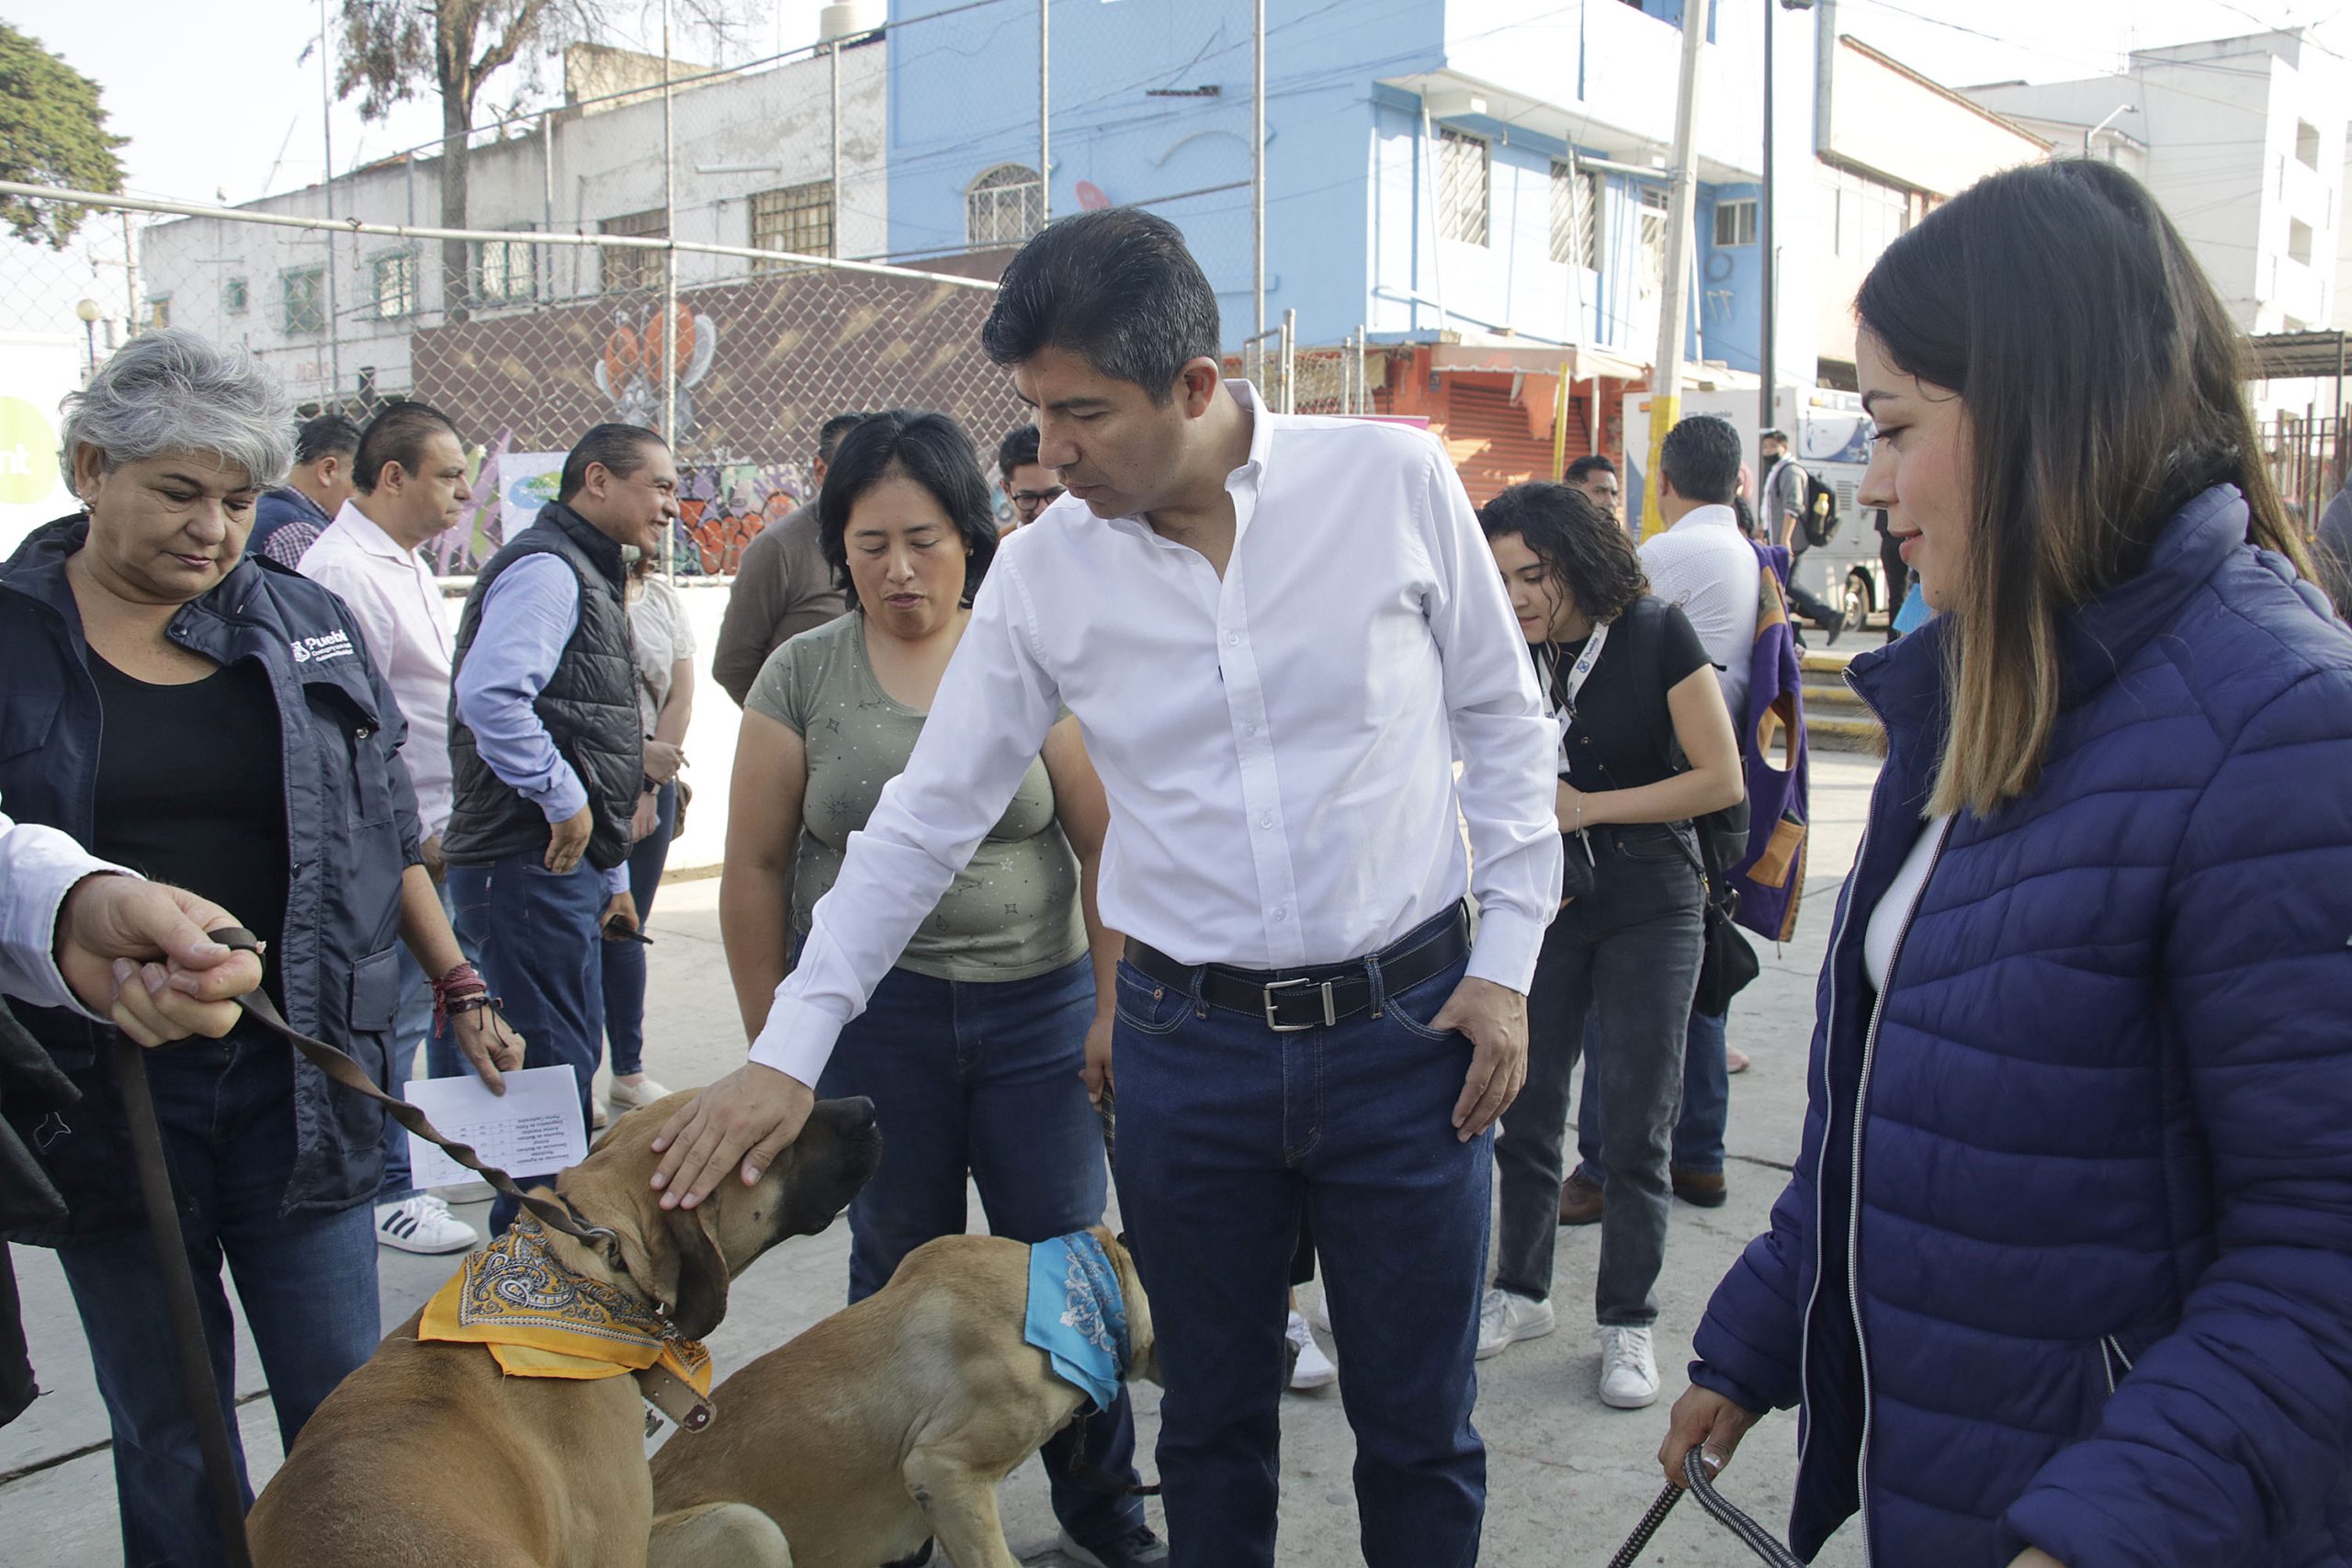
[1540,593,1711,795]
[87,651,289,1006]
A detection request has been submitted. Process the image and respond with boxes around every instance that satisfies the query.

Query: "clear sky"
[11,0,2341,210]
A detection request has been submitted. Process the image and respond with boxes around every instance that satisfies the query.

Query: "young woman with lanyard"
[1476,480,1743,1410]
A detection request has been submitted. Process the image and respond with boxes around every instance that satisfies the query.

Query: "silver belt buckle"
[1263,976,1337,1032]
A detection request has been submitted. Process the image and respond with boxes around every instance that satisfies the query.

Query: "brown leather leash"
[110,930,715,1563]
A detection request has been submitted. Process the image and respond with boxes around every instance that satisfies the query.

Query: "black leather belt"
[1123,902,1470,1032]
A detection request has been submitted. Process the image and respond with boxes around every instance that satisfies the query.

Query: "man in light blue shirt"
[442,423,678,1232]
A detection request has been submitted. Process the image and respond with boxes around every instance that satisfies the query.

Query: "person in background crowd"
[998,423,1063,530]
[1663,159,2352,1568]
[297,400,479,1254]
[721,408,1152,1567]
[710,412,865,706]
[2314,481,2352,614]
[1476,481,1740,1411]
[1758,428,1843,644]
[444,423,673,1235]
[0,330,521,1567]
[1873,506,1909,638]
[598,547,695,1123]
[1561,414,1761,1231]
[1566,453,1622,525]
[249,412,359,569]
[654,208,1561,1568]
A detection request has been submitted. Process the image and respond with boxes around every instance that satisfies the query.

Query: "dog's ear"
[659,1204,730,1340]
[598,1196,729,1339]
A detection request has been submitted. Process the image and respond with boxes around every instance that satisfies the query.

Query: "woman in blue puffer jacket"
[1660,160,2352,1566]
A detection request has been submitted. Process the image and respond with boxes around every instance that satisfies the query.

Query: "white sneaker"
[1285,1311,1337,1391]
[1305,1291,1331,1334]
[1597,1324,1661,1408]
[376,1193,480,1255]
[607,1076,673,1111]
[1476,1288,1555,1360]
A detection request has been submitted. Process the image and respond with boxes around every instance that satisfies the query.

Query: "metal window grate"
[475,234,538,305]
[751,180,836,264]
[222,276,248,314]
[1549,162,1600,268]
[965,164,1043,248]
[1437,128,1489,246]
[281,268,324,334]
[1636,185,1668,301]
[599,209,669,293]
[370,252,417,320]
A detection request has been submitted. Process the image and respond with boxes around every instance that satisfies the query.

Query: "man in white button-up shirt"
[653,210,1562,1567]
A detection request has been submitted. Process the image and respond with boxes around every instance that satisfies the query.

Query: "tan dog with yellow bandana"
[247,1092,881,1568]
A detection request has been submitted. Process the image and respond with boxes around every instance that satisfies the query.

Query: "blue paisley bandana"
[1024,1230,1131,1413]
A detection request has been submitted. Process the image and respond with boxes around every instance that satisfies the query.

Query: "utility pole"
[1759,0,1777,445]
[660,0,677,576]
[1039,0,1050,226]
[1252,0,1266,343]
[1641,0,1711,539]
[320,0,343,409]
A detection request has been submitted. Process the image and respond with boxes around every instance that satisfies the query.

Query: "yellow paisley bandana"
[418,1215,713,1393]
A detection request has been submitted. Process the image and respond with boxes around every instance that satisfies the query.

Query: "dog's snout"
[813,1096,877,1135]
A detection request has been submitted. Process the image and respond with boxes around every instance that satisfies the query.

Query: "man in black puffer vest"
[444,423,678,1231]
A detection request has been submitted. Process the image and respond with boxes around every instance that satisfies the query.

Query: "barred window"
[476,233,538,305]
[600,209,668,293]
[1713,197,1758,248]
[965,164,1043,248]
[1549,162,1601,269]
[222,276,249,314]
[1636,186,1668,302]
[370,251,417,320]
[282,268,325,334]
[1437,128,1489,246]
[751,180,835,264]
[146,296,171,329]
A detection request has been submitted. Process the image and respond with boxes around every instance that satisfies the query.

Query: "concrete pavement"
[0,750,1883,1567]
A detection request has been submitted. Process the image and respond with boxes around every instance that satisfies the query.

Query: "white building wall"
[141,40,887,412]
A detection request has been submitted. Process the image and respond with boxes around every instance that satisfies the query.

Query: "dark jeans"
[598,781,677,1081]
[53,1035,379,1568]
[813,951,1145,1551]
[447,852,606,1236]
[380,879,463,1201]
[1496,827,1703,1325]
[1572,1007,1731,1183]
[1114,950,1489,1568]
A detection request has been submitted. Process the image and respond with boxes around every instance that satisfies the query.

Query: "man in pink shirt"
[297,401,477,1254]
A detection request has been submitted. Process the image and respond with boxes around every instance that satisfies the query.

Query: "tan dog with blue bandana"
[246,1092,880,1568]
[648,1225,1157,1568]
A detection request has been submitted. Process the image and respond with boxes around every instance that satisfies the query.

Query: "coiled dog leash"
[1604,1449,1804,1568]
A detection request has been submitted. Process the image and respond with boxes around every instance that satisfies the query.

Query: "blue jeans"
[447,852,607,1235]
[1572,1007,1731,1184]
[380,880,464,1201]
[1113,952,1489,1568]
[813,951,1144,1551]
[53,1034,379,1568]
[597,782,676,1081]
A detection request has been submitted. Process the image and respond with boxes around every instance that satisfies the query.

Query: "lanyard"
[1538,619,1612,742]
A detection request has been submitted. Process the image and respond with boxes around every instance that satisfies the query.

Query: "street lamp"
[74,298,102,377]
[2084,103,2138,160]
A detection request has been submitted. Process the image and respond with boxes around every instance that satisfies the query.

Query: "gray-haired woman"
[0,330,521,1567]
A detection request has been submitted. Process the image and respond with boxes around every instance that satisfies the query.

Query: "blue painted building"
[882,0,1818,492]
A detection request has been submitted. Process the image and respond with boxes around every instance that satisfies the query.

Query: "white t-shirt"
[1640,503,1758,725]
[628,575,696,737]
[1863,814,1951,992]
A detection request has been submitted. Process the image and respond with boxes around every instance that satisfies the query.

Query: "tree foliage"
[0,22,129,249]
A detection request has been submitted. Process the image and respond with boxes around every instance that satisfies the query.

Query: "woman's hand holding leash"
[1660,1383,1763,1488]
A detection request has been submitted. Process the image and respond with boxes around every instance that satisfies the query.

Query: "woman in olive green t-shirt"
[716,411,1152,1550]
